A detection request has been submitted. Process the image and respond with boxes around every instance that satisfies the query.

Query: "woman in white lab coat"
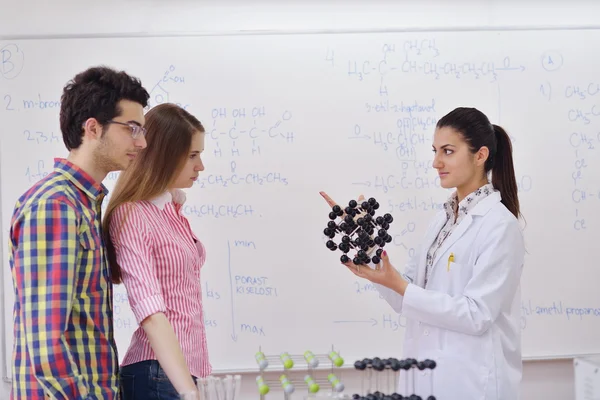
[321,107,525,400]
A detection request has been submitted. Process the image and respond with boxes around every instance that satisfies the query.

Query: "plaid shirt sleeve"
[12,199,90,399]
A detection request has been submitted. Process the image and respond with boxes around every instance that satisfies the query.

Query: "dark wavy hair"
[437,107,520,219]
[59,66,150,150]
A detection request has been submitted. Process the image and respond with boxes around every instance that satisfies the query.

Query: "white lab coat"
[376,191,525,400]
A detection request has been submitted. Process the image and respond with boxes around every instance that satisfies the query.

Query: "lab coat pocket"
[447,261,473,294]
[433,352,488,400]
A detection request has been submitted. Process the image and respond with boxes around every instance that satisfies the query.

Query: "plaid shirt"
[9,158,118,399]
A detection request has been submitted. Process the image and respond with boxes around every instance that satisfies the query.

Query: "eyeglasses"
[106,120,147,139]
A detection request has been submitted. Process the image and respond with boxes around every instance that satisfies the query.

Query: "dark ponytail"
[491,125,520,219]
[437,107,521,219]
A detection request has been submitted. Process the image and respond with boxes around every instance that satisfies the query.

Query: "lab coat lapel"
[416,212,447,287]
[432,214,473,267]
[431,191,502,268]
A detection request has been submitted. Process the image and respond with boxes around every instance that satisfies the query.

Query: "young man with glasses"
[8,66,149,400]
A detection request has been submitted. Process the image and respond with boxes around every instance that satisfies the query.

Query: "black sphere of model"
[325,197,394,265]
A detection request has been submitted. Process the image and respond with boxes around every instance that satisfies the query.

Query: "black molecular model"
[352,357,437,400]
[324,198,394,265]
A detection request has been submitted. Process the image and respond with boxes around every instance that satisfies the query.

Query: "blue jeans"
[119,360,198,400]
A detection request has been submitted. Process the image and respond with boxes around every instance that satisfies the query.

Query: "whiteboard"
[2,30,600,377]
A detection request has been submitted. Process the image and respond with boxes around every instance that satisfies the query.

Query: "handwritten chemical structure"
[147,65,189,109]
[182,204,256,219]
[194,172,289,189]
[357,174,531,194]
[333,314,407,332]
[353,174,441,193]
[559,80,600,230]
[350,123,432,160]
[567,105,600,125]
[208,108,295,159]
[570,142,597,231]
[326,40,526,90]
[564,83,600,100]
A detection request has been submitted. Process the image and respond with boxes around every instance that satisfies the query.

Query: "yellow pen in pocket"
[447,253,455,271]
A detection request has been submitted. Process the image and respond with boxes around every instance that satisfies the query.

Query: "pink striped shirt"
[109,189,211,378]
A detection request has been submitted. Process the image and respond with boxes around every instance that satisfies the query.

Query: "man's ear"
[82,118,103,141]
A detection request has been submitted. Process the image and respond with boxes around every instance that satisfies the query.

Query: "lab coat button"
[424,330,429,336]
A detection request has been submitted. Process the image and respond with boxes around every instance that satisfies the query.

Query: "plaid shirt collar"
[53,158,108,201]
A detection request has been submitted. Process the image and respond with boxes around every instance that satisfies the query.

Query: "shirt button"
[424,330,429,336]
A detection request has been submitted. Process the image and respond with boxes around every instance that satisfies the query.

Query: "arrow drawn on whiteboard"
[352,181,372,187]
[227,240,238,342]
[348,135,371,140]
[333,318,378,327]
[495,65,526,72]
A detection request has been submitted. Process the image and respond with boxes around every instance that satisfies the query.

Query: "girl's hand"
[319,191,365,215]
[343,249,409,296]
[319,191,408,295]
